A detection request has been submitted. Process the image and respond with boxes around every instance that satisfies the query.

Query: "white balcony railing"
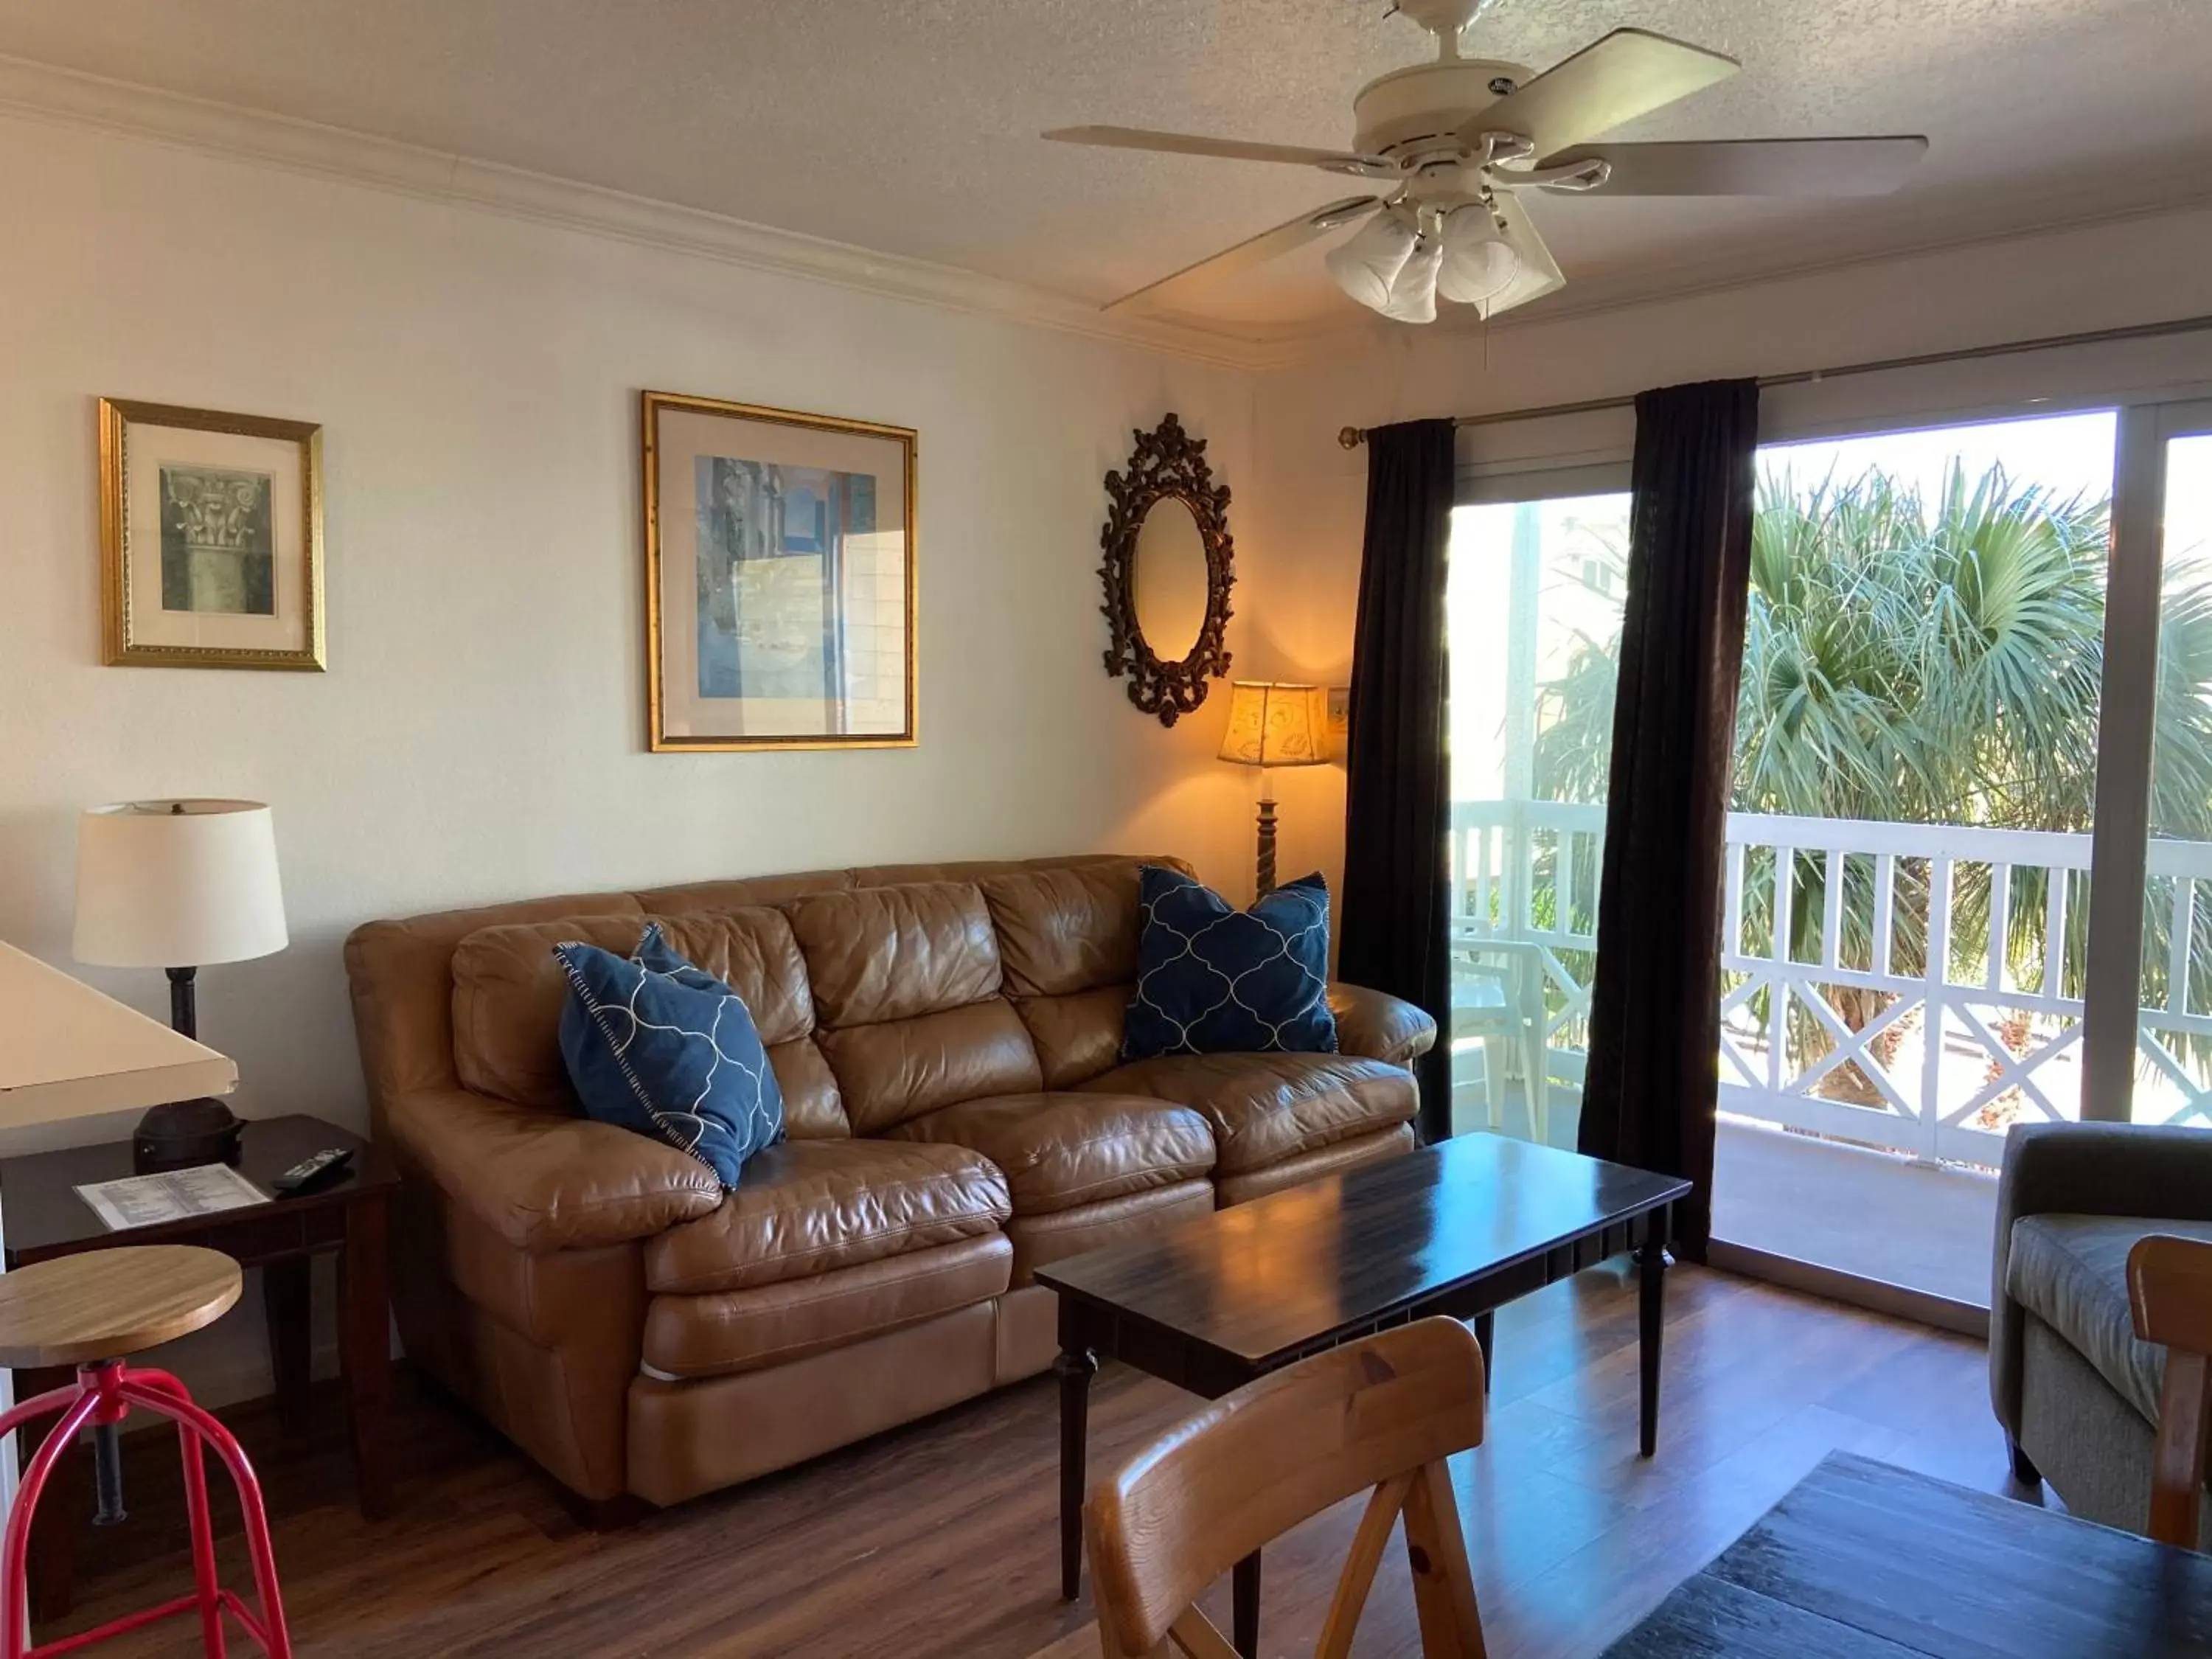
[1450,799,2212,1165]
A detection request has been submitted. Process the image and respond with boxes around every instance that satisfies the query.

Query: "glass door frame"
[1455,391,2212,1135]
[1444,471,1632,1142]
[2081,398,2212,1119]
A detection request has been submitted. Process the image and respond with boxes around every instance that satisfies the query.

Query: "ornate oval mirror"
[1131,498,1210,666]
[1099,413,1234,726]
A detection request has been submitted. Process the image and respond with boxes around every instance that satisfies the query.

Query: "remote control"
[271,1147,354,1194]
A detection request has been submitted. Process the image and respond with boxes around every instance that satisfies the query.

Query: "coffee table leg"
[1233,1550,1261,1658]
[1638,1206,1669,1458]
[1472,1310,1495,1394]
[1055,1344,1097,1601]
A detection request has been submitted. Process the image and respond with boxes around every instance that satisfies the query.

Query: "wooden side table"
[0,1113,396,1621]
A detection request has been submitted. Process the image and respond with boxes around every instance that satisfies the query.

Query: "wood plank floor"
[46,1263,2033,1658]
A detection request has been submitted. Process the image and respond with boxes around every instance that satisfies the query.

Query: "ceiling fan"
[1044,0,1928,324]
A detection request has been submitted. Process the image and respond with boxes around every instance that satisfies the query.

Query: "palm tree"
[1528,459,2212,1103]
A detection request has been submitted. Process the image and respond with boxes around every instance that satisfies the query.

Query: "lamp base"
[1255,798,1279,897]
[132,1098,244,1174]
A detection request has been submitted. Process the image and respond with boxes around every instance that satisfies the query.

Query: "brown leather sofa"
[344,853,1436,1514]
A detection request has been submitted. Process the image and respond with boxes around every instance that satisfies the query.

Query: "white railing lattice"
[1450,800,2212,1163]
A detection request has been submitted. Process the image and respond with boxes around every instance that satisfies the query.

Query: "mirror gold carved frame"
[1099,413,1234,726]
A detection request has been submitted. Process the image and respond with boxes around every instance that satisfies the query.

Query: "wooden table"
[1036,1132,1690,1659]
[0,1113,396,1621]
[1604,1452,2212,1658]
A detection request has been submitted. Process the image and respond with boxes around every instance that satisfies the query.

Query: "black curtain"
[1339,419,1456,1143]
[1577,380,1759,1257]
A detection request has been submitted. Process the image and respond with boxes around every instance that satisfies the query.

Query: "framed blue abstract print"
[644,391,916,751]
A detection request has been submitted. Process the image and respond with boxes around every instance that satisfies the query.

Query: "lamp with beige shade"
[74,799,286,1169]
[1217,681,1331,897]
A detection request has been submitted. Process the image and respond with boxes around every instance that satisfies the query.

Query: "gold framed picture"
[644,390,916,752]
[99,398,325,670]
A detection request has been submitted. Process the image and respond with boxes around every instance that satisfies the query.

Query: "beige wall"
[10,94,2212,1401]
[1241,203,2212,900]
[0,111,1261,1171]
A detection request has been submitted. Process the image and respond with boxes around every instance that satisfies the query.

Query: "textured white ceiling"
[2,0,2208,335]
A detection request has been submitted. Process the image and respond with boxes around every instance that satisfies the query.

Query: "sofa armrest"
[384,1088,723,1253]
[1329,982,1437,1068]
[1990,1121,2212,1433]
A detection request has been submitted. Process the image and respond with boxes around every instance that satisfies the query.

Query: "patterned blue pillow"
[1124,866,1338,1060]
[554,924,784,1186]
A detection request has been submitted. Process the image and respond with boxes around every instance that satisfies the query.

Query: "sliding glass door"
[2112,405,2212,1127]
[1444,393,2212,1309]
[1444,487,1630,1145]
[1711,411,2119,1303]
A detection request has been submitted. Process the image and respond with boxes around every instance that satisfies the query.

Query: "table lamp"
[1217,682,1331,897]
[73,800,286,1169]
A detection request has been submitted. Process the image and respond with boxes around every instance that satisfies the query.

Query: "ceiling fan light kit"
[1436,204,1520,305]
[1324,206,1419,310]
[1045,0,1929,325]
[1378,234,1444,324]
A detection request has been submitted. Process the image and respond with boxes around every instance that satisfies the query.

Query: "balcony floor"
[1457,1077,1999,1310]
[1711,1116,1999,1310]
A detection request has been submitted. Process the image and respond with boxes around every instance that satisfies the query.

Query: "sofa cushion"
[1014,985,1130,1091]
[978,863,1145,998]
[981,861,1186,1090]
[1082,1052,1416,1177]
[2006,1213,2212,1425]
[641,1234,1012,1380]
[645,1138,1009,1295]
[886,1093,1214,1216]
[1002,1182,1216,1286]
[451,908,824,1118]
[554,931,785,1188]
[788,881,1046,1133]
[787,882,1004,1026]
[1125,867,1337,1060]
[815,1002,1046,1136]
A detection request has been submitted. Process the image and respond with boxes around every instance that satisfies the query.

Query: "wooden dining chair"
[2126,1232,2212,1548]
[1083,1315,1488,1659]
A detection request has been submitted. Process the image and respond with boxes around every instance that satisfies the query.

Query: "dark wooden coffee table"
[1603,1451,2212,1657]
[1037,1131,1690,1658]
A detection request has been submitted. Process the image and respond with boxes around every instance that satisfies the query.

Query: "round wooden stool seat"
[0,1245,240,1369]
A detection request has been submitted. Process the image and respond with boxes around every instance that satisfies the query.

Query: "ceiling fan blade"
[1548,136,1929,195]
[1480,193,1566,320]
[1044,125,1390,177]
[1470,28,1739,159]
[1104,197,1382,314]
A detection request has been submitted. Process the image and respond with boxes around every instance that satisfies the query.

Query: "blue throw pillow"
[554,924,784,1186]
[632,923,726,993]
[1124,866,1338,1060]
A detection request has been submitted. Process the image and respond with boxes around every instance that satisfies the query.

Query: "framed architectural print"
[643,391,917,751]
[99,398,325,670]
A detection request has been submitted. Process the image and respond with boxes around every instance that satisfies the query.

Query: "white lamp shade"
[1326,208,1419,312]
[74,799,288,969]
[1437,205,1522,305]
[1379,236,1443,324]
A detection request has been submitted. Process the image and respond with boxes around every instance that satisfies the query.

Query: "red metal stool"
[0,1246,291,1658]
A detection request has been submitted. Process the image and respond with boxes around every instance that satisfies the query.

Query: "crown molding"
[10,49,2211,380]
[0,52,1282,372]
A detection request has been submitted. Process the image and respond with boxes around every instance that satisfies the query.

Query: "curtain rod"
[1334,311,2212,448]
